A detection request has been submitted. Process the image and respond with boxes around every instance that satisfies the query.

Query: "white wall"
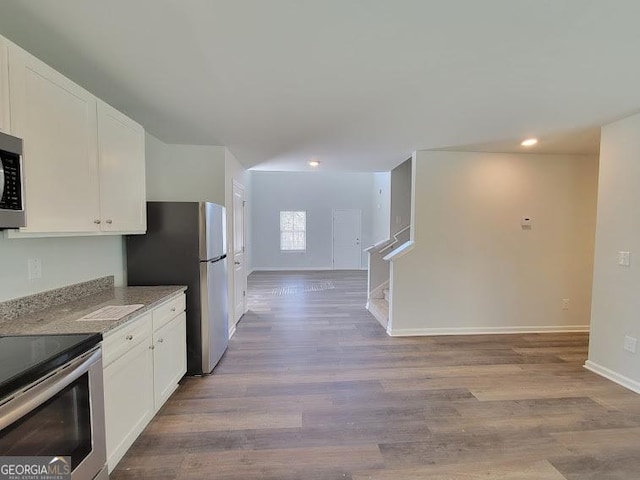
[390,158,412,235]
[390,151,598,335]
[250,171,375,270]
[587,114,640,393]
[146,134,248,328]
[0,235,124,301]
[372,172,391,243]
[145,133,225,204]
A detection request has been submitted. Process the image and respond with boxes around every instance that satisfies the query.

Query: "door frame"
[331,208,362,270]
[232,180,247,325]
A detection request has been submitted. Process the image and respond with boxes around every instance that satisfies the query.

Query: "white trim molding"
[252,267,367,272]
[251,267,335,272]
[584,360,640,395]
[387,324,590,337]
[383,240,415,261]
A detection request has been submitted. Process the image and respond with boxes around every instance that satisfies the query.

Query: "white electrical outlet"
[618,251,631,267]
[27,258,42,280]
[562,298,570,310]
[624,336,637,353]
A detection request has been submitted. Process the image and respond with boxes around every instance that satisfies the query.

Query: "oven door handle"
[0,347,102,430]
[0,160,5,203]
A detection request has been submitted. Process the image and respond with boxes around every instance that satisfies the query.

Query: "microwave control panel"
[0,151,23,210]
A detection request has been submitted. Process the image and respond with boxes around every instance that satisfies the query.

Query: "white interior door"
[232,182,246,325]
[333,209,362,269]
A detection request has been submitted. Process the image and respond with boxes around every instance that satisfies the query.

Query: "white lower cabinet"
[103,325,154,473]
[153,312,187,408]
[102,294,187,472]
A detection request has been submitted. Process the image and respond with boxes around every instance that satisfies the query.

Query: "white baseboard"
[228,324,237,339]
[251,267,367,272]
[387,324,590,337]
[251,267,335,271]
[584,360,640,395]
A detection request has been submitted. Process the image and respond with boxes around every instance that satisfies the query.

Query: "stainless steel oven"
[0,130,25,229]
[0,346,108,480]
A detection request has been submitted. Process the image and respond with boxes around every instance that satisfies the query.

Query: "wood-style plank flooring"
[112,271,640,479]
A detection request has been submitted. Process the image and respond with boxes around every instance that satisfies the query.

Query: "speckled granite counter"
[0,285,187,336]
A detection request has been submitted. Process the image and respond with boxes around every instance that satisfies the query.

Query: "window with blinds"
[280,211,306,251]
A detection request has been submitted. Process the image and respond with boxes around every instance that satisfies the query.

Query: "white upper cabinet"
[8,43,101,233]
[3,35,147,236]
[0,36,9,134]
[97,100,146,233]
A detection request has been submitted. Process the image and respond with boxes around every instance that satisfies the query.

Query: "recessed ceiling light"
[521,138,538,147]
[308,160,320,167]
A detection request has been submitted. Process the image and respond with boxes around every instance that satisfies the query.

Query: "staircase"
[365,226,410,332]
[367,288,389,329]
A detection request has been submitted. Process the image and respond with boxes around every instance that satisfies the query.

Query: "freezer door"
[200,256,229,373]
[199,202,227,261]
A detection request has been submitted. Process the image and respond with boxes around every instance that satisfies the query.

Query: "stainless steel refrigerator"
[126,202,228,375]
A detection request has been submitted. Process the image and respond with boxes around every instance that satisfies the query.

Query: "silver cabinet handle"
[157,338,164,343]
[94,219,101,224]
[149,345,154,350]
[125,335,133,341]
[106,219,113,224]
[235,261,240,265]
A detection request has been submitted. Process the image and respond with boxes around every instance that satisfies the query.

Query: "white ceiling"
[0,1,636,171]
[437,126,601,156]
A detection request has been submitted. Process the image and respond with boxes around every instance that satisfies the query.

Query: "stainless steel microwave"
[0,131,25,228]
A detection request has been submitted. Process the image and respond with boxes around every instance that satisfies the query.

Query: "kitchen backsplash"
[0,276,114,320]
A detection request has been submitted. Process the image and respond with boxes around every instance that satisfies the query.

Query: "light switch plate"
[624,336,637,353]
[27,258,42,280]
[618,251,631,267]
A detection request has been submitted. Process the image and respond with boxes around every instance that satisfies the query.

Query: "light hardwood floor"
[112,270,640,479]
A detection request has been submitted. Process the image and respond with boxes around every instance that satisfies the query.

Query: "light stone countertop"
[0,286,187,337]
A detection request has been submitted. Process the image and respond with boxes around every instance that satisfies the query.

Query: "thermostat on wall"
[521,217,532,229]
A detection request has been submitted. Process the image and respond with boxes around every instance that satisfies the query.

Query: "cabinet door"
[8,44,100,233]
[97,100,146,233]
[103,338,154,473]
[153,312,187,410]
[0,36,9,134]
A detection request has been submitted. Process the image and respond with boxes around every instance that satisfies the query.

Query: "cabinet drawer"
[152,294,186,332]
[102,312,152,367]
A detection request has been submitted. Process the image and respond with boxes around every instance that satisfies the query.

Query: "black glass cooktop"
[0,333,101,399]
